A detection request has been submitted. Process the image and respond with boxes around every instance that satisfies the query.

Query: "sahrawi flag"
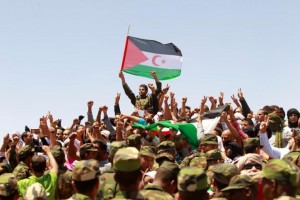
[121,36,183,80]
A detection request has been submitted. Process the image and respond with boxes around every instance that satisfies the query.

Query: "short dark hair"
[114,169,142,186]
[155,166,178,183]
[139,84,148,92]
[21,132,28,142]
[213,174,228,190]
[179,190,209,200]
[31,155,46,173]
[93,139,107,151]
[74,178,99,194]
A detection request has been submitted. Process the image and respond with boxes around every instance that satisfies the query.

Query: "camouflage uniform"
[262,159,299,200]
[112,147,144,200]
[79,143,98,158]
[140,161,179,200]
[24,182,48,199]
[179,152,206,169]
[199,134,218,146]
[177,167,208,192]
[98,141,126,200]
[155,141,176,165]
[13,145,34,181]
[243,137,260,152]
[0,173,18,198]
[127,134,142,148]
[69,159,100,200]
[210,163,239,200]
[0,162,12,175]
[51,145,73,200]
[221,174,257,197]
[205,149,223,183]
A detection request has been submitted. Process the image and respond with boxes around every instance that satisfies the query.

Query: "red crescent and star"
[152,55,166,66]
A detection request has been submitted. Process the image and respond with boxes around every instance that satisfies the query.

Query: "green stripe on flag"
[123,64,181,80]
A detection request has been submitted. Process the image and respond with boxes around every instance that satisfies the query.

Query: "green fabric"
[145,120,198,150]
[17,171,58,200]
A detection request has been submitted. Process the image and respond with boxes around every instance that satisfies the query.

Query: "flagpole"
[120,25,130,71]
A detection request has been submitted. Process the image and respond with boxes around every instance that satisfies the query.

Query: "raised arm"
[119,71,136,106]
[237,88,251,118]
[218,92,224,107]
[180,97,188,117]
[43,146,58,175]
[231,94,241,108]
[151,71,162,95]
[199,96,207,115]
[163,95,172,120]
[209,96,217,110]
[87,100,95,124]
[114,93,121,115]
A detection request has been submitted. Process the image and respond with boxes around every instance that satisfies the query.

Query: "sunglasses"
[243,163,262,170]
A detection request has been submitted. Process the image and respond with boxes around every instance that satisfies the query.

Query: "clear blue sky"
[1,1,300,137]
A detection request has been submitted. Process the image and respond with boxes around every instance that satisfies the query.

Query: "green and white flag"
[121,36,183,80]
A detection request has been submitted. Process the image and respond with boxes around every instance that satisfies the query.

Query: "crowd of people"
[0,71,300,200]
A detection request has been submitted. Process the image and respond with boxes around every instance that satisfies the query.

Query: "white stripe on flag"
[142,51,182,69]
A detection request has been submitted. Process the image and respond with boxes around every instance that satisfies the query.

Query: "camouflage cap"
[0,163,12,173]
[18,145,34,159]
[50,145,65,161]
[0,173,17,196]
[140,146,156,158]
[113,147,141,172]
[72,159,100,181]
[205,149,222,161]
[109,141,126,159]
[283,151,300,168]
[189,155,207,169]
[79,143,98,155]
[221,174,256,192]
[199,134,218,146]
[127,134,142,147]
[159,161,180,177]
[178,167,208,192]
[263,159,299,186]
[155,152,175,163]
[157,141,175,153]
[24,182,48,199]
[211,163,239,185]
[243,138,261,150]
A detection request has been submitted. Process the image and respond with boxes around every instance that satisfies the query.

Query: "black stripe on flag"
[128,36,182,56]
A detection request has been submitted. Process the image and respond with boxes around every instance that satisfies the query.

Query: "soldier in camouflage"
[70,159,100,200]
[262,159,299,200]
[112,147,144,199]
[0,173,20,199]
[140,161,179,200]
[98,141,126,200]
[13,145,34,181]
[221,174,258,200]
[51,145,73,199]
[177,167,209,200]
[210,163,239,200]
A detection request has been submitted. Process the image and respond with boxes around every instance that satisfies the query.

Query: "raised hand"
[170,92,175,99]
[237,88,244,99]
[219,92,224,105]
[201,96,207,105]
[115,93,121,103]
[162,84,170,94]
[87,100,94,108]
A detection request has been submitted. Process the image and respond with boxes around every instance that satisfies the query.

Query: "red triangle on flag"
[122,39,148,70]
